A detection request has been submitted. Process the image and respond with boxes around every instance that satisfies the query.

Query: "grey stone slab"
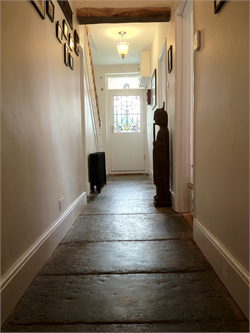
[40,240,211,275]
[104,179,153,185]
[89,186,156,201]
[89,178,155,197]
[81,199,175,215]
[62,214,192,243]
[88,188,156,201]
[104,182,154,188]
[2,321,249,332]
[106,175,152,182]
[6,272,246,325]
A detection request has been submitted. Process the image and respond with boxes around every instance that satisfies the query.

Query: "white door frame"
[172,0,194,213]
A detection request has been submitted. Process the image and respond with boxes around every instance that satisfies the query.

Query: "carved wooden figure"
[153,103,171,207]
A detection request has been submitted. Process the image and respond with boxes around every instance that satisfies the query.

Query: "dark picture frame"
[151,69,157,110]
[69,33,74,51]
[69,54,74,70]
[147,89,151,105]
[64,44,69,66]
[168,45,172,73]
[58,0,73,29]
[74,30,80,56]
[56,21,63,43]
[46,0,54,22]
[30,0,45,19]
[214,0,226,13]
[63,19,69,39]
[75,44,80,57]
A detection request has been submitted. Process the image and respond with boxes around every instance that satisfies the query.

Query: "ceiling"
[76,0,172,66]
[87,22,160,66]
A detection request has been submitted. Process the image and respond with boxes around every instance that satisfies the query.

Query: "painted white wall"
[80,28,102,192]
[81,57,98,192]
[146,18,175,183]
[1,0,97,322]
[193,0,249,318]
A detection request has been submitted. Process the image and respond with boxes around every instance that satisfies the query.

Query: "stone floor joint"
[39,269,214,277]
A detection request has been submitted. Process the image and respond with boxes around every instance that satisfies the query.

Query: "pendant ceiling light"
[116,31,130,59]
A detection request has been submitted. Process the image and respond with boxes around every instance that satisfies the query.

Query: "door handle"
[111,125,114,133]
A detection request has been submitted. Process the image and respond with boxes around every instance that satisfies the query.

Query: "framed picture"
[168,45,172,73]
[214,0,226,13]
[64,43,69,66]
[147,89,151,105]
[68,33,74,51]
[30,0,45,19]
[63,19,69,39]
[69,54,74,70]
[74,30,80,56]
[46,0,54,22]
[56,21,63,43]
[151,69,157,110]
[75,43,80,56]
[58,0,73,29]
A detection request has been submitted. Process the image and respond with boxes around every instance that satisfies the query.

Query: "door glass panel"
[114,96,141,133]
[108,77,143,90]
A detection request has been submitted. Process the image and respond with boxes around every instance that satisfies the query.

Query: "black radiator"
[89,152,106,193]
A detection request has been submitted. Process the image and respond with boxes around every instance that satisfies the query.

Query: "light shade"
[116,31,130,59]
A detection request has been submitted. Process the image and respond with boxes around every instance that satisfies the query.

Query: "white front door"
[109,90,145,173]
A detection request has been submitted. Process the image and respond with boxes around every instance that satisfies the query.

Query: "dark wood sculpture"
[153,103,171,207]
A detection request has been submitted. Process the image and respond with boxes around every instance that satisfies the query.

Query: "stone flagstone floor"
[2,175,249,332]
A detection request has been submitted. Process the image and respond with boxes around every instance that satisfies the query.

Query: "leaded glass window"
[108,77,143,90]
[114,96,140,133]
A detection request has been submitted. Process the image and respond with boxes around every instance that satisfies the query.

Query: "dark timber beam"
[76,7,171,25]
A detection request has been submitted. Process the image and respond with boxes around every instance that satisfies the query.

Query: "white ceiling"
[88,22,159,66]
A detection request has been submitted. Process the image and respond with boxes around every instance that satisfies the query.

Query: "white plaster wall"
[193,0,249,315]
[147,15,175,183]
[80,29,101,192]
[1,0,88,284]
[193,0,249,277]
[81,71,98,192]
[166,6,176,194]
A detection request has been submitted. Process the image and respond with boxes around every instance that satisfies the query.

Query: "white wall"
[193,0,249,318]
[80,28,102,192]
[146,17,175,183]
[1,1,96,323]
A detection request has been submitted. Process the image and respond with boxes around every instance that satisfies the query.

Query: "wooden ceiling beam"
[76,7,171,25]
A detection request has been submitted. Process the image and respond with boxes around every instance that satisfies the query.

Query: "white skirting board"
[1,192,87,324]
[171,191,176,210]
[148,168,153,181]
[86,181,91,195]
[194,218,249,319]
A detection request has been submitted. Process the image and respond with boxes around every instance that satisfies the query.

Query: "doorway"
[173,0,194,213]
[108,89,145,173]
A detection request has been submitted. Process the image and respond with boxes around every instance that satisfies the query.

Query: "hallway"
[2,175,248,332]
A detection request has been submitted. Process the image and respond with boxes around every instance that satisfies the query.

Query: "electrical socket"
[59,197,64,211]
